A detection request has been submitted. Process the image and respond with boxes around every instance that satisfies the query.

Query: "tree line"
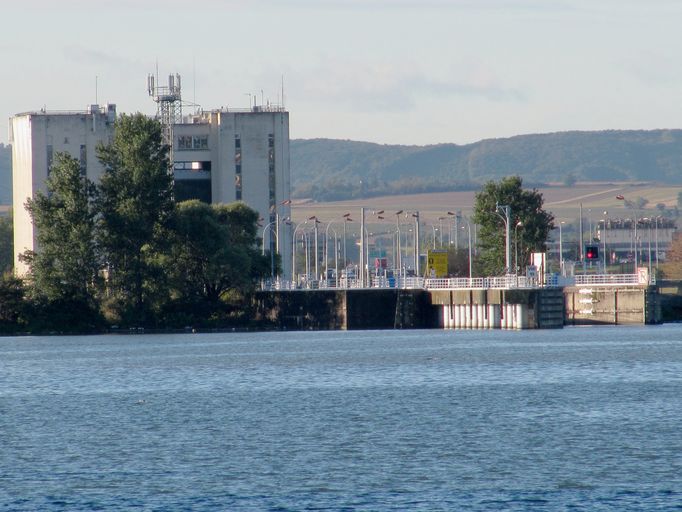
[0,114,270,334]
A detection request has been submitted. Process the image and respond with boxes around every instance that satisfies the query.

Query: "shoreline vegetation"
[0,115,273,336]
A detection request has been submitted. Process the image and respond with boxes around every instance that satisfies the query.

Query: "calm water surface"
[1,326,682,511]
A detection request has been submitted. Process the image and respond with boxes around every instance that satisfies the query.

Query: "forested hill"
[290,130,682,201]
[3,130,682,205]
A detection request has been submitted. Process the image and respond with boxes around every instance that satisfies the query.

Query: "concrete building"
[9,103,291,278]
[173,107,291,277]
[9,104,117,274]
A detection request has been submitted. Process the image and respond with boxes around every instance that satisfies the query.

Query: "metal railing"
[572,273,655,286]
[261,273,654,291]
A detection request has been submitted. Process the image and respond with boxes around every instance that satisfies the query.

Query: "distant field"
[292,183,682,225]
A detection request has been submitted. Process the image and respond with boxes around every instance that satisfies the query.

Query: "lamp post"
[342,213,351,270]
[495,203,512,274]
[559,221,565,276]
[616,195,639,270]
[412,211,420,275]
[461,221,472,280]
[307,216,322,281]
[447,211,456,247]
[602,211,608,273]
[395,210,403,273]
[261,219,278,278]
[438,217,445,247]
[291,220,308,284]
[655,216,660,271]
[325,220,338,284]
[514,221,523,275]
[431,225,438,250]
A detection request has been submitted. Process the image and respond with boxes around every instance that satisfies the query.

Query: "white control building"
[9,102,291,278]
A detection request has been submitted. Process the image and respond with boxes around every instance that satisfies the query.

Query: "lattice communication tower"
[147,73,182,159]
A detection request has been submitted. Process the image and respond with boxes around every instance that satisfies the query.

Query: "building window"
[235,135,242,200]
[177,135,192,150]
[47,145,53,175]
[174,161,212,171]
[177,134,209,150]
[193,135,208,149]
[268,134,276,210]
[79,145,87,175]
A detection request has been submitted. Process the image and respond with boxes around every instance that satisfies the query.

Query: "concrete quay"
[255,283,663,330]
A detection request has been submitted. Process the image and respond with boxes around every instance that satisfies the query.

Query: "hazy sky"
[2,0,682,146]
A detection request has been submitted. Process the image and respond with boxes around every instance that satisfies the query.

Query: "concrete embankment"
[255,284,669,331]
[254,289,437,330]
[430,288,565,329]
[564,285,660,325]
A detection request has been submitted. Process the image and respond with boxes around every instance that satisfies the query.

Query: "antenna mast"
[147,71,182,163]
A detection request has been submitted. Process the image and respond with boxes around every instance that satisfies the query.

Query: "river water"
[1,326,681,511]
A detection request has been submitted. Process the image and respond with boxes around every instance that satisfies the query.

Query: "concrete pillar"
[454,304,461,328]
[477,305,485,329]
[518,304,528,329]
[506,304,514,329]
[490,304,500,329]
[515,304,523,329]
[471,304,478,329]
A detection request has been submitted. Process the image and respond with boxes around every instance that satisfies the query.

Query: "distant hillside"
[0,144,10,205]
[3,130,682,206]
[290,130,682,201]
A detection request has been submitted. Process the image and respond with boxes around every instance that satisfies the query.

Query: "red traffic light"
[585,245,600,260]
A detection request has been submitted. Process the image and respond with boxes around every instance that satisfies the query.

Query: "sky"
[2,0,682,146]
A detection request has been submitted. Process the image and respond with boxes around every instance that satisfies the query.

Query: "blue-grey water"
[1,326,682,511]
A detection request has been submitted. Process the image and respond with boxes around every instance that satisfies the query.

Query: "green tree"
[472,176,555,276]
[22,153,100,305]
[0,274,26,333]
[160,200,269,326]
[0,213,12,274]
[96,114,174,325]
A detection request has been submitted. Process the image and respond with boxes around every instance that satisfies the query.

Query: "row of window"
[177,135,209,150]
[172,133,276,203]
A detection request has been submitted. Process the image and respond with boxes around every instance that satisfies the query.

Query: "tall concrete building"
[10,103,292,278]
[9,104,117,274]
[173,107,291,277]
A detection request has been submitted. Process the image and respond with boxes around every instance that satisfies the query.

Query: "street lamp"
[395,210,403,273]
[261,219,278,278]
[342,213,351,270]
[325,220,341,284]
[514,221,523,275]
[559,221,565,276]
[616,195,639,270]
[461,221,472,280]
[292,220,308,284]
[602,211,608,273]
[447,211,456,247]
[495,203,512,274]
[412,211,420,275]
